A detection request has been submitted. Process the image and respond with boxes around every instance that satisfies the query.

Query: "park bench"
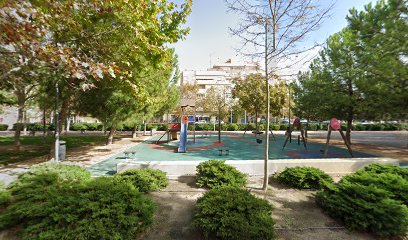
[123,151,137,159]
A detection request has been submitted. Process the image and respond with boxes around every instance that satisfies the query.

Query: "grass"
[0,135,106,166]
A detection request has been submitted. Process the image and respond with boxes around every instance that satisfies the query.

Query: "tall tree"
[226,0,334,190]
[346,0,408,119]
[294,0,408,144]
[1,0,192,149]
[232,73,286,131]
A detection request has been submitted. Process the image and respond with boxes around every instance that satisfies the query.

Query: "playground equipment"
[155,99,196,153]
[178,115,188,153]
[324,118,354,157]
[156,123,181,143]
[242,119,276,142]
[282,117,307,150]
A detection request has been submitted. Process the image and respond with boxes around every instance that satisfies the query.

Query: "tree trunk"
[14,87,26,149]
[346,77,354,145]
[14,104,24,149]
[346,117,353,145]
[66,118,70,132]
[132,124,138,138]
[107,123,117,145]
[255,111,259,133]
[58,100,69,134]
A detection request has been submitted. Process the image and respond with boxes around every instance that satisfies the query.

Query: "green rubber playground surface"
[88,133,374,176]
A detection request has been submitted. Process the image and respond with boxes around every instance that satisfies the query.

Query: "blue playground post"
[178,116,188,153]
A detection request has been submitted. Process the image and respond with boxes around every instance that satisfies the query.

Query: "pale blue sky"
[173,0,375,71]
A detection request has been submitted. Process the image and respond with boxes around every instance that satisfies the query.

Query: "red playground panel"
[169,123,181,132]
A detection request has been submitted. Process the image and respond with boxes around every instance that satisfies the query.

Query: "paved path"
[304,131,408,149]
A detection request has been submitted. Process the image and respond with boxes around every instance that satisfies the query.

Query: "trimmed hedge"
[70,122,88,131]
[115,168,168,192]
[0,124,8,131]
[274,167,333,189]
[0,182,10,206]
[194,186,276,240]
[196,160,247,189]
[0,164,155,240]
[316,164,408,237]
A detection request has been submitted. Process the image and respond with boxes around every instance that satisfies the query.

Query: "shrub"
[369,123,384,131]
[316,164,408,237]
[279,124,288,131]
[237,123,246,130]
[0,182,10,206]
[84,122,103,131]
[362,163,408,180]
[26,123,44,131]
[353,124,366,131]
[0,124,8,131]
[70,122,88,131]
[196,160,247,189]
[0,165,155,240]
[11,163,92,187]
[194,186,276,240]
[115,168,168,192]
[227,123,239,131]
[271,124,280,130]
[383,123,400,130]
[274,167,333,189]
[306,124,318,131]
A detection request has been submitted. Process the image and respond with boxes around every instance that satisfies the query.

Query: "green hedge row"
[11,122,408,132]
[316,164,408,237]
[0,164,160,239]
[0,124,8,131]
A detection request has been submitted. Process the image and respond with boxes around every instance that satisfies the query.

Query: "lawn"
[0,135,106,166]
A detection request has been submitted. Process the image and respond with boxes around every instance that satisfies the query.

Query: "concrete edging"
[116,157,399,179]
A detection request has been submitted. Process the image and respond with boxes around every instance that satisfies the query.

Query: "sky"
[173,0,375,74]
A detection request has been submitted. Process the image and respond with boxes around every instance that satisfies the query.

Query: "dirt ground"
[137,177,379,240]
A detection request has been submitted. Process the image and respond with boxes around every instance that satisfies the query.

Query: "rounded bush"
[115,168,168,192]
[271,124,280,130]
[227,123,239,131]
[307,124,318,131]
[0,183,10,206]
[274,166,333,189]
[353,124,366,131]
[70,123,88,131]
[279,124,288,131]
[196,160,247,189]
[0,124,8,131]
[194,186,276,240]
[316,164,408,237]
[369,124,385,131]
[84,122,103,131]
[0,165,155,240]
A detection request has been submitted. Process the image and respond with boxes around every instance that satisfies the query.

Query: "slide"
[178,116,188,153]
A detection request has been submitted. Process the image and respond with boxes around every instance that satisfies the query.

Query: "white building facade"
[180,59,262,123]
[181,59,262,98]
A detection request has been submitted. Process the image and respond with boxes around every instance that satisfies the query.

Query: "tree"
[1,0,192,149]
[346,0,408,119]
[226,0,334,190]
[198,86,230,142]
[232,73,286,131]
[294,0,408,144]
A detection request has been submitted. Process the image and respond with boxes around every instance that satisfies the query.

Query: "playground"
[88,132,374,176]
